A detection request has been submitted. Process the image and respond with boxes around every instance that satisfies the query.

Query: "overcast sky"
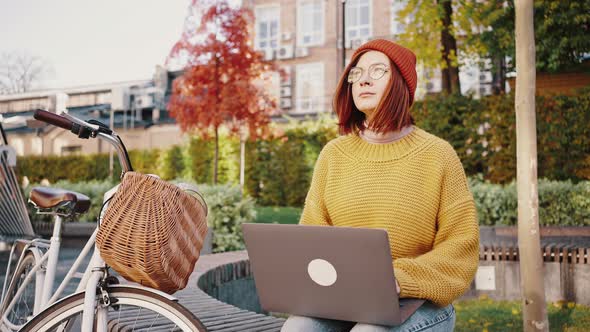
[0,0,191,90]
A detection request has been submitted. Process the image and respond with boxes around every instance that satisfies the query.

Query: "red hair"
[333,50,414,135]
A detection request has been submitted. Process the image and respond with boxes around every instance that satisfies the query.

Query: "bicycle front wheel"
[0,251,38,330]
[20,286,207,332]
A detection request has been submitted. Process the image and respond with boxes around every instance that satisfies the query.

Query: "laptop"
[242,223,425,326]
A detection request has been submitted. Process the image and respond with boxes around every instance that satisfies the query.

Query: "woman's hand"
[395,280,401,295]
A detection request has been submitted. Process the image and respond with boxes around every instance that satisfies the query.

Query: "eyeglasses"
[347,63,390,84]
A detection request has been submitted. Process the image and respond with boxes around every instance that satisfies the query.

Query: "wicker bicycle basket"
[96,172,208,294]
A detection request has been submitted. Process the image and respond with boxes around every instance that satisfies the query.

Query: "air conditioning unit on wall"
[278,45,294,60]
[280,98,292,109]
[133,94,154,109]
[280,86,292,98]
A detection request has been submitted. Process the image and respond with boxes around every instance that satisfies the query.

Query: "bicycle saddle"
[29,187,91,214]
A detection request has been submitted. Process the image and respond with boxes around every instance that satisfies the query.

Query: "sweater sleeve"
[299,147,332,226]
[393,144,480,306]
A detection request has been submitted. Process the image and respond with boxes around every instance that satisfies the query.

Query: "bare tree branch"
[0,51,52,95]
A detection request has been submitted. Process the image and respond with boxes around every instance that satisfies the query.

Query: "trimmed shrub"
[470,177,518,226]
[196,183,256,253]
[127,149,160,175]
[184,136,215,184]
[412,88,590,184]
[244,116,337,207]
[413,93,486,176]
[158,145,185,180]
[471,178,590,226]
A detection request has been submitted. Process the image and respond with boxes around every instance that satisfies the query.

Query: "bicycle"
[0,109,207,331]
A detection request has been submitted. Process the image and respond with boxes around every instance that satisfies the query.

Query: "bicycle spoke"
[146,312,161,330]
[132,305,143,330]
[20,288,206,332]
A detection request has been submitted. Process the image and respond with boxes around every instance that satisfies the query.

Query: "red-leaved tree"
[167,0,278,184]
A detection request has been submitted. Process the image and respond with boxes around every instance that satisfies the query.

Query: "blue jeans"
[280,302,455,332]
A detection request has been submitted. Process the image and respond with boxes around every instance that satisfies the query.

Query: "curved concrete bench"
[174,251,286,331]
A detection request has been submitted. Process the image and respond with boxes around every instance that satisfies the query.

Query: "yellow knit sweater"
[299,126,480,307]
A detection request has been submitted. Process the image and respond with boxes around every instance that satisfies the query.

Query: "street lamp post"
[341,0,347,71]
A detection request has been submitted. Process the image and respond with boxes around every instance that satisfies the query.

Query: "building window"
[61,145,82,156]
[297,0,324,47]
[391,0,409,35]
[346,0,371,44]
[296,62,324,113]
[255,5,280,51]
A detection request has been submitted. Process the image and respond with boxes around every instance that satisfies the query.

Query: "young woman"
[281,39,479,332]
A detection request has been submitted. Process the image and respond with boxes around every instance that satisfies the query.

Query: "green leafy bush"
[471,179,590,226]
[470,179,518,226]
[195,183,256,253]
[17,154,111,183]
[412,88,590,184]
[158,145,185,180]
[413,93,486,175]
[184,136,214,184]
[127,149,160,175]
[244,115,337,207]
[537,180,590,226]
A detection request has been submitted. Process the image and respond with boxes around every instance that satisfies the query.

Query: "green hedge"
[244,116,338,206]
[412,87,590,183]
[16,150,163,184]
[15,90,590,208]
[471,177,590,226]
[248,179,590,227]
[252,179,590,227]
[22,178,589,253]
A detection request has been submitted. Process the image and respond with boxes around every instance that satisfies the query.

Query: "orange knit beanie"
[352,39,418,105]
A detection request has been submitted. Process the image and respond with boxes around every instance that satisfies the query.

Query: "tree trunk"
[214,125,219,185]
[438,0,461,94]
[492,55,506,95]
[213,55,220,185]
[239,133,245,194]
[515,0,549,330]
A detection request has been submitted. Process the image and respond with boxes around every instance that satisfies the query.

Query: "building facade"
[245,0,494,117]
[0,67,184,157]
[1,0,500,157]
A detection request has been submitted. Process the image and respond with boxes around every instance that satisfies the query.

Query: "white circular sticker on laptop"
[307,259,337,286]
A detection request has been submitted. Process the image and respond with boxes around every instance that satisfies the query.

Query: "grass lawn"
[254,206,302,224]
[455,296,590,331]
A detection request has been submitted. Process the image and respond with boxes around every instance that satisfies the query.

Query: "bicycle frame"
[0,111,167,332]
[1,226,99,330]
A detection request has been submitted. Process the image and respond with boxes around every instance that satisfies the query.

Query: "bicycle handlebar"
[31,109,134,175]
[34,110,73,131]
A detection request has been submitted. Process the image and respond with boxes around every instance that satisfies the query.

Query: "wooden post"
[515,0,549,330]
